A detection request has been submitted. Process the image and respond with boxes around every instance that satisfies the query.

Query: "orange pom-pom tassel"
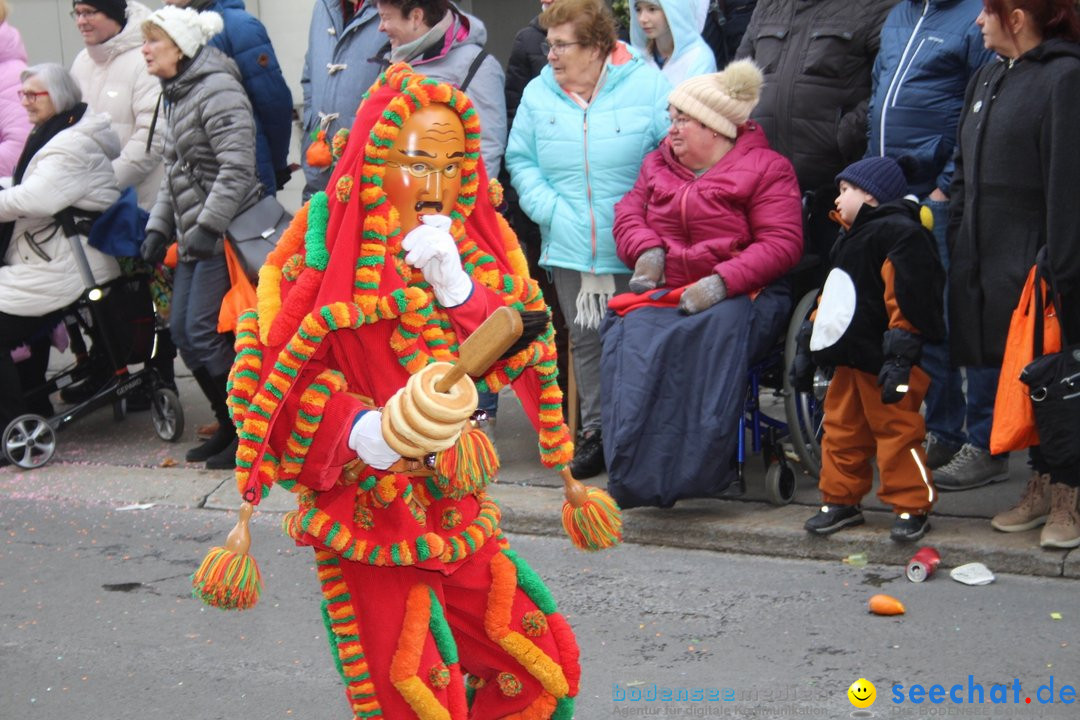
[306,130,333,167]
[191,503,262,610]
[559,468,622,551]
[434,425,499,499]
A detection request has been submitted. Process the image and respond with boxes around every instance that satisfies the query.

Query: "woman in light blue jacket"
[505,0,669,481]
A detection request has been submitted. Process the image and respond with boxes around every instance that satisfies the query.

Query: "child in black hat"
[794,156,947,542]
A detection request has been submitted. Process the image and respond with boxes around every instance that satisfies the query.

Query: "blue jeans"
[477,389,498,418]
[921,199,966,447]
[171,256,234,377]
[963,366,1000,452]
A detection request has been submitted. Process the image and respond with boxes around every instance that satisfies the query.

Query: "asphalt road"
[2,497,1079,719]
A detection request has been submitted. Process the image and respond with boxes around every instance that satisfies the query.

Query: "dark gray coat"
[736,0,897,191]
[146,47,260,262]
[947,40,1080,366]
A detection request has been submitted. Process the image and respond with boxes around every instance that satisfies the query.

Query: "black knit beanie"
[835,156,909,204]
[74,0,128,27]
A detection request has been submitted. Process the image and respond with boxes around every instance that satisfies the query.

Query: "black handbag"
[224,196,291,282]
[171,146,292,283]
[1020,249,1080,471]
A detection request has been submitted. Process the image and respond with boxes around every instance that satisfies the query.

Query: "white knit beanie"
[146,6,223,58]
[667,60,764,139]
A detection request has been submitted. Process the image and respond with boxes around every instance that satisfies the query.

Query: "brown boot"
[991,471,1050,532]
[1039,483,1080,549]
[197,421,220,440]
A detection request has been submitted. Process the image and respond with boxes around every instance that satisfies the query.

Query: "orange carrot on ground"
[868,593,906,616]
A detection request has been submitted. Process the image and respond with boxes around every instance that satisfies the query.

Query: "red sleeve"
[444,283,547,434]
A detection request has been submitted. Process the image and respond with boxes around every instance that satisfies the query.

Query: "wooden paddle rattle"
[381,307,524,457]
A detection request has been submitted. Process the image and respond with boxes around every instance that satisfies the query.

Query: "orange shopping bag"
[218,240,258,334]
[990,264,1061,454]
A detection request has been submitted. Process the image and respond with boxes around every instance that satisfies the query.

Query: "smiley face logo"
[848,678,876,708]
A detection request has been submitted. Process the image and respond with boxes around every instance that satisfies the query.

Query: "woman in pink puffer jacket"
[614,61,802,303]
[603,61,804,509]
[0,1,30,178]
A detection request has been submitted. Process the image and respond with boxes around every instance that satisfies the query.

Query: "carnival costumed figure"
[190,65,620,719]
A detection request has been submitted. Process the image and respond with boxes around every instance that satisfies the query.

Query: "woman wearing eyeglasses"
[603,61,802,508]
[0,0,31,178]
[140,5,259,470]
[505,0,670,481]
[0,62,122,427]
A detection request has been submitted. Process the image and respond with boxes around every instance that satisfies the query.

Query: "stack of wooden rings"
[381,361,478,458]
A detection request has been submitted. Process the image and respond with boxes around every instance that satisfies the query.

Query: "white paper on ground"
[950,562,995,585]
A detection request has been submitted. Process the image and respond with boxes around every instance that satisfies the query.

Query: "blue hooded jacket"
[629,0,716,85]
[195,0,294,196]
[868,0,994,197]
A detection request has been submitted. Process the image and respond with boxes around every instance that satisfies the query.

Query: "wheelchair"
[731,192,835,506]
[2,221,184,469]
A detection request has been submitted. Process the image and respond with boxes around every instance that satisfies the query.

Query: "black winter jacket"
[736,0,898,192]
[505,15,545,129]
[948,39,1080,365]
[811,200,944,375]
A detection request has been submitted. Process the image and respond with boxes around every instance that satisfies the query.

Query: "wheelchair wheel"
[3,414,56,470]
[151,388,184,442]
[783,289,827,478]
[764,462,796,506]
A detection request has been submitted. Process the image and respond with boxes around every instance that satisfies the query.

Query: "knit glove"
[402,215,473,307]
[629,247,666,294]
[348,411,401,470]
[140,230,169,266]
[678,273,727,315]
[186,225,220,260]
[878,328,923,404]
[790,320,815,393]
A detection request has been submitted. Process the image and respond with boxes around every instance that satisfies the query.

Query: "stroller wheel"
[3,414,57,470]
[764,462,797,506]
[151,388,184,442]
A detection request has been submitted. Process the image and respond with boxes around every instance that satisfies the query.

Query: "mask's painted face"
[383,104,467,234]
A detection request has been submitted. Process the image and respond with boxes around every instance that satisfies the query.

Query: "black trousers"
[0,311,57,425]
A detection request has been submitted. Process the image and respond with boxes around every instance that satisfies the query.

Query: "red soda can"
[906,547,941,582]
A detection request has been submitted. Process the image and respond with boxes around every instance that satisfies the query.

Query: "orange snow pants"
[818,365,935,514]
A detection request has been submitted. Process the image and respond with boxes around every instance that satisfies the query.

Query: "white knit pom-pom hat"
[146,6,223,58]
[668,59,764,139]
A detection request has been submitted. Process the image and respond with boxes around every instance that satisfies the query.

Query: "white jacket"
[0,111,123,316]
[71,1,163,209]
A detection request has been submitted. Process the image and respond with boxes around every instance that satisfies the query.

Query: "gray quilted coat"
[146,47,260,261]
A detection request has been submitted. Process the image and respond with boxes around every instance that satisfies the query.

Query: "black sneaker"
[570,429,605,479]
[890,512,930,543]
[804,504,864,535]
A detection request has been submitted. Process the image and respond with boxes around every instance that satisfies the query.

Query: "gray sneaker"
[924,433,961,470]
[934,443,1009,491]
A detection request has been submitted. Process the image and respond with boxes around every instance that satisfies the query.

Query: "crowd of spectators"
[1,0,1078,551]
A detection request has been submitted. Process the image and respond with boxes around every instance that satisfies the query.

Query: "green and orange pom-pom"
[433,426,499,499]
[191,503,262,610]
[521,610,548,637]
[332,128,350,160]
[560,468,622,551]
[487,177,504,208]
[429,663,451,689]
[497,672,523,697]
[335,174,354,205]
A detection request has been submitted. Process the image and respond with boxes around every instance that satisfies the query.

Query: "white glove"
[402,214,473,306]
[348,411,401,470]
